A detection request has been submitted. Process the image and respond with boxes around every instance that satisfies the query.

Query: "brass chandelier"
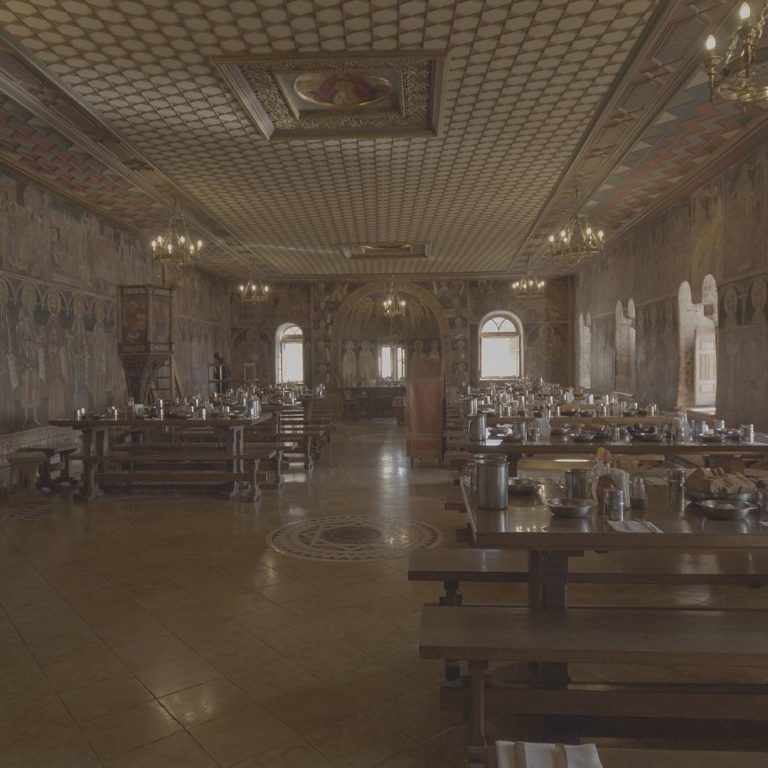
[548,213,604,264]
[382,280,406,319]
[150,201,202,267]
[705,2,768,103]
[511,275,546,297]
[239,275,270,303]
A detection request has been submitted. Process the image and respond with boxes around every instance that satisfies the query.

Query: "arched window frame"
[276,323,304,384]
[478,311,524,380]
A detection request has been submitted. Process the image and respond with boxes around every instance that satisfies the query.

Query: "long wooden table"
[50,414,273,500]
[438,480,768,760]
[465,434,768,474]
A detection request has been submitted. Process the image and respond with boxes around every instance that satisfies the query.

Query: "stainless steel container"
[603,488,625,521]
[713,419,726,433]
[740,423,755,443]
[667,468,687,487]
[474,454,509,510]
[563,468,589,499]
[465,413,487,442]
[463,397,478,417]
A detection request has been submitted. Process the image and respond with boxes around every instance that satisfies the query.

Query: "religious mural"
[0,169,231,438]
[574,145,768,426]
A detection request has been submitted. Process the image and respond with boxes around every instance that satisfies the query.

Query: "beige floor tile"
[82,700,181,760]
[0,686,75,746]
[190,704,297,766]
[249,738,336,767]
[259,580,321,605]
[0,725,101,768]
[307,712,417,768]
[228,657,322,702]
[27,628,109,667]
[60,673,152,724]
[113,633,192,671]
[95,614,172,648]
[159,677,254,726]
[134,654,221,697]
[42,649,130,693]
[104,732,218,768]
[261,678,365,735]
[202,635,284,678]
[373,687,464,741]
[170,617,257,653]
[236,603,303,635]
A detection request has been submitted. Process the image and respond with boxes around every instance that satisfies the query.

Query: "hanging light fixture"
[548,212,605,264]
[382,279,406,319]
[704,2,768,103]
[238,271,270,304]
[150,201,203,266]
[511,275,546,297]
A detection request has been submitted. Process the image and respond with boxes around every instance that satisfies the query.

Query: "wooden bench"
[85,449,272,501]
[244,441,297,487]
[9,447,78,490]
[409,548,768,606]
[420,604,768,766]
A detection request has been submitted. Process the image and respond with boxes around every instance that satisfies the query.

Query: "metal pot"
[474,454,509,510]
[465,413,487,443]
[463,397,478,417]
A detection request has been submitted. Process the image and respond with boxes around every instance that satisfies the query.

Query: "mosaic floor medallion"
[267,515,443,562]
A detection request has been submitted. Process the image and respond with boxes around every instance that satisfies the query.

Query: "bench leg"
[439,580,463,606]
[468,660,488,767]
[249,459,262,503]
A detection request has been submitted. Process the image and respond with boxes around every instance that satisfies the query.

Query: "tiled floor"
[1,421,768,767]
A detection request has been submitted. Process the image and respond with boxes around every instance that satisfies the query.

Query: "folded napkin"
[607,520,658,533]
[496,741,603,768]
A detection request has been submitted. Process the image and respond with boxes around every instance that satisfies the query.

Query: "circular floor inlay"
[267,515,443,562]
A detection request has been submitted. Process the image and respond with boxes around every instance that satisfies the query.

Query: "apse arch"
[331,279,450,386]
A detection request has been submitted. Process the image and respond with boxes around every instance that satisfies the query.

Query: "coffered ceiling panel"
[0,1,760,279]
[0,0,658,277]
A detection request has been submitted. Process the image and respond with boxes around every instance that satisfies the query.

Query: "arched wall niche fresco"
[331,279,450,386]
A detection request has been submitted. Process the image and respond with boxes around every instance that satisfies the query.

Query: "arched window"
[678,276,718,408]
[478,312,523,379]
[578,312,592,389]
[276,323,304,384]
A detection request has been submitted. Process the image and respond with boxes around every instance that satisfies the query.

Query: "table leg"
[468,660,488,767]
[224,426,240,498]
[528,550,570,687]
[78,427,105,501]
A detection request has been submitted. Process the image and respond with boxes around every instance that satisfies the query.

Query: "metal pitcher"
[463,397,478,417]
[563,468,589,499]
[465,413,487,443]
[474,454,509,510]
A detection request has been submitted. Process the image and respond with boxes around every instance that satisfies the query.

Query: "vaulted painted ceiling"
[0,1,766,281]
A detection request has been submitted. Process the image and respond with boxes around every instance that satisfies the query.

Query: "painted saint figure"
[358,340,375,383]
[42,291,68,419]
[342,339,358,385]
[69,294,90,411]
[16,284,41,427]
